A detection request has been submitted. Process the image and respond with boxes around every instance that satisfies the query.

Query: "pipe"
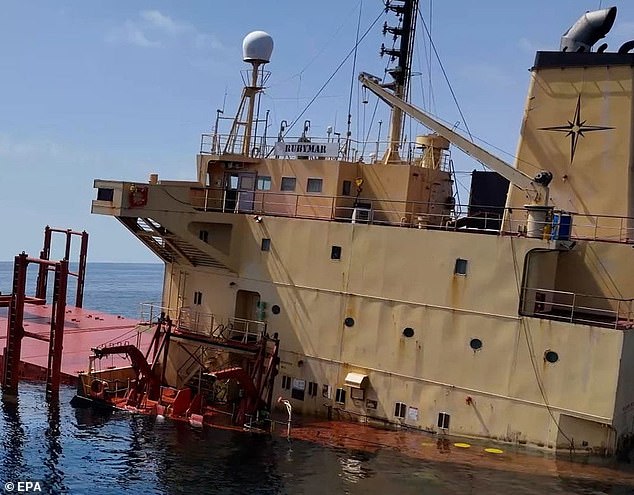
[560,7,617,53]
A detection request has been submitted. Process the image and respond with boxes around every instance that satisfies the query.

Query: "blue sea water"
[1,262,634,494]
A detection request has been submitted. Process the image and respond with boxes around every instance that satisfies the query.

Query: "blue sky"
[1,1,633,262]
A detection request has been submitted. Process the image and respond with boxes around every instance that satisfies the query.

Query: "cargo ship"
[81,2,634,453]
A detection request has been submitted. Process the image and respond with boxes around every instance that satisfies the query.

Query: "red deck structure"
[0,227,153,396]
[0,304,153,385]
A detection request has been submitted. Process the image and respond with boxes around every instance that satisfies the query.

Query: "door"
[237,172,256,212]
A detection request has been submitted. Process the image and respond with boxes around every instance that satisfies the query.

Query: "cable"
[509,241,575,448]
[417,9,473,142]
[278,8,384,140]
[346,1,363,159]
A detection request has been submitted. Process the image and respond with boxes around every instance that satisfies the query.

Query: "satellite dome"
[242,31,274,63]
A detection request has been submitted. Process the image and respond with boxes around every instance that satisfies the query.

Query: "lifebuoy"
[89,379,107,400]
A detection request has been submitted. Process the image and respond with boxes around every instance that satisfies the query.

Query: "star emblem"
[539,95,613,163]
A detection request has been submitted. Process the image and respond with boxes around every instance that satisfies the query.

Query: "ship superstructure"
[91,3,634,453]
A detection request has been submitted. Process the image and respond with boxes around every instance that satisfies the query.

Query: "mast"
[381,0,419,164]
[224,31,274,157]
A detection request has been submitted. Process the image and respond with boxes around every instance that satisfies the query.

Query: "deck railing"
[200,132,451,168]
[521,287,634,329]
[189,187,634,244]
[139,303,267,344]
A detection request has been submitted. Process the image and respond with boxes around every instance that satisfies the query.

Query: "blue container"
[551,213,572,240]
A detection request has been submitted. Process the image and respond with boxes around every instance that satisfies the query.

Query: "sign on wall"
[274,141,339,158]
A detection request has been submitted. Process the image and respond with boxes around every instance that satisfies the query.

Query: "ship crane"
[359,72,552,205]
[359,72,554,235]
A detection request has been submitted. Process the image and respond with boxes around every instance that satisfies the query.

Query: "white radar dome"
[242,31,274,63]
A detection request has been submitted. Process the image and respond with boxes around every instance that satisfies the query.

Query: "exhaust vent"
[560,7,617,53]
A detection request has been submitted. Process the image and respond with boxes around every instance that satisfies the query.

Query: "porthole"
[271,305,281,315]
[402,327,415,338]
[344,317,355,327]
[544,350,559,363]
[470,338,483,351]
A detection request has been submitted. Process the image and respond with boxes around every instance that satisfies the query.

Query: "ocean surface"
[1,262,634,494]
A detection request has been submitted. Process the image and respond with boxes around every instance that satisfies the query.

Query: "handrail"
[522,287,634,329]
[188,186,634,244]
[200,132,452,167]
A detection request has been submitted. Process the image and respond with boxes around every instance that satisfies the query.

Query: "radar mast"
[381,0,419,164]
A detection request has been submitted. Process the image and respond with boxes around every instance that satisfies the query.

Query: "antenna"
[224,31,274,156]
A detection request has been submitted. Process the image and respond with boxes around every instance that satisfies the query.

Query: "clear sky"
[1,1,633,262]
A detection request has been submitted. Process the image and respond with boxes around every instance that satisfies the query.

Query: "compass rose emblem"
[539,95,613,164]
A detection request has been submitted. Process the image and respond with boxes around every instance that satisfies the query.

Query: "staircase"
[119,217,230,270]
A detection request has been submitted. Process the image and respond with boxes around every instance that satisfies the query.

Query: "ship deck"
[0,304,153,383]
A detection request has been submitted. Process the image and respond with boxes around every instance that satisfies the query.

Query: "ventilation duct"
[560,7,617,52]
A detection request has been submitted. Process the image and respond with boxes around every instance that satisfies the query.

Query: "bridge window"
[97,188,114,201]
[261,238,271,251]
[257,176,271,190]
[199,230,209,243]
[281,177,296,192]
[307,178,323,193]
[193,291,202,305]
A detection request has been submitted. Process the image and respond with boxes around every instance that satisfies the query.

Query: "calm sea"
[1,262,634,494]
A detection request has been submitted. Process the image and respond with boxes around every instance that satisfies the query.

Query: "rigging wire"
[509,242,575,449]
[346,1,364,159]
[428,0,434,113]
[267,1,363,90]
[417,9,473,142]
[275,8,385,141]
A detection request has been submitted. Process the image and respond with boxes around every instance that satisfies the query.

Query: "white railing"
[189,187,634,244]
[200,132,452,169]
[521,287,634,329]
[139,303,267,344]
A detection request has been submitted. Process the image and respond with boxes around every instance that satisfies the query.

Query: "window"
[199,230,209,243]
[308,381,318,397]
[335,388,346,405]
[342,180,352,196]
[350,387,365,400]
[454,258,468,275]
[544,350,559,363]
[470,338,483,351]
[97,188,114,201]
[331,246,342,260]
[193,291,202,305]
[281,375,291,390]
[261,238,271,251]
[402,327,415,338]
[291,378,306,401]
[307,178,323,193]
[322,384,332,399]
[394,402,407,419]
[437,412,450,430]
[257,176,272,190]
[239,175,255,190]
[281,177,296,192]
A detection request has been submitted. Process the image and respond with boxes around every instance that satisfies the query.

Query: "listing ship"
[86,3,634,453]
